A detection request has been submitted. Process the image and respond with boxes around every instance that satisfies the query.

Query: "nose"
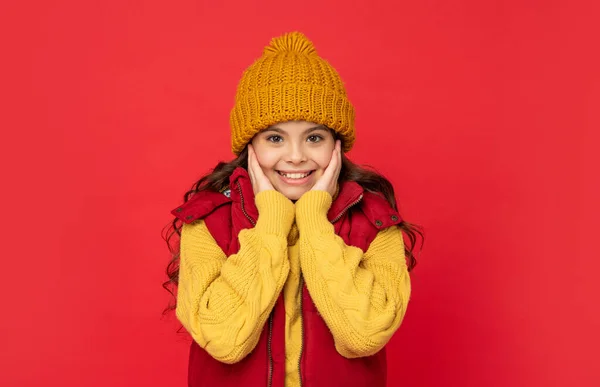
[285,142,307,164]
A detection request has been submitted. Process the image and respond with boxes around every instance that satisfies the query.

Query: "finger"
[321,147,337,181]
[335,140,342,174]
[251,147,261,171]
[248,146,273,191]
[247,146,256,183]
[251,146,262,171]
[330,141,341,171]
[322,141,341,190]
[250,148,263,179]
[251,149,267,179]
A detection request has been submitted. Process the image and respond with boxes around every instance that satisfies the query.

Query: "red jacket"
[173,167,402,387]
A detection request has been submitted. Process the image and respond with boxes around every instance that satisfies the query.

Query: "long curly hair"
[162,140,425,314]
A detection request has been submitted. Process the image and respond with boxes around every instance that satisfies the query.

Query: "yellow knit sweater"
[176,189,411,387]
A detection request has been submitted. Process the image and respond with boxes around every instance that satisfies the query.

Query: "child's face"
[250,120,336,201]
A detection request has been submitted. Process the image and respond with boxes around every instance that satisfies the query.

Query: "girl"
[164,32,423,387]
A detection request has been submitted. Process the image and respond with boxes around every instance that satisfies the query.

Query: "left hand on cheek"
[310,139,342,198]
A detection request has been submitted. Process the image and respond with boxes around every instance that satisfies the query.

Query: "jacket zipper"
[298,274,304,387]
[237,182,256,226]
[267,312,274,387]
[237,182,271,385]
[331,194,364,223]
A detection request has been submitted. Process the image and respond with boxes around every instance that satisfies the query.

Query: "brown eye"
[267,135,283,143]
[307,135,323,143]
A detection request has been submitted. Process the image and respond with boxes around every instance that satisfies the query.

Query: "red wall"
[1,1,598,386]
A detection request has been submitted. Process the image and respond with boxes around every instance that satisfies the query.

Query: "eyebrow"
[263,124,328,135]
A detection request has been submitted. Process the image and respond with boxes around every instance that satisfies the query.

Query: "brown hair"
[162,142,424,314]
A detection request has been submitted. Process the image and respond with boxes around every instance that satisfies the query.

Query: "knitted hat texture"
[230,32,355,155]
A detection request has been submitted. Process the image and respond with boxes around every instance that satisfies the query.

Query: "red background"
[1,1,598,386]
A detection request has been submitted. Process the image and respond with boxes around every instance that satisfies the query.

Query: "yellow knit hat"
[230,32,356,155]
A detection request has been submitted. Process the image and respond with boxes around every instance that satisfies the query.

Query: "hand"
[310,139,341,198]
[247,144,275,195]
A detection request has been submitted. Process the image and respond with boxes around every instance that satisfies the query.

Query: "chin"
[278,187,309,201]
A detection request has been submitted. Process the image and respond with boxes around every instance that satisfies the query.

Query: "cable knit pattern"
[283,224,302,386]
[176,190,295,364]
[295,190,411,358]
[176,188,410,385]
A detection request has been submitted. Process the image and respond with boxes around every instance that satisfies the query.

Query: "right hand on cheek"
[247,144,275,195]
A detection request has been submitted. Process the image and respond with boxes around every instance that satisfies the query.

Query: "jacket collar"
[229,167,364,223]
[229,167,259,222]
[172,167,401,227]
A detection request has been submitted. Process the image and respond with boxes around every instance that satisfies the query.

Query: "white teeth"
[279,172,310,179]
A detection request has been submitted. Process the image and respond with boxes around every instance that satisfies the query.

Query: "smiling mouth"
[277,170,314,179]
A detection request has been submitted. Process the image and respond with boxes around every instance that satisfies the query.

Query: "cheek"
[259,158,278,171]
[312,151,333,171]
[253,148,278,170]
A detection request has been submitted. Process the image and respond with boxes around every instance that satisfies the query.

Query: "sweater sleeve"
[176,190,295,364]
[295,190,411,359]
